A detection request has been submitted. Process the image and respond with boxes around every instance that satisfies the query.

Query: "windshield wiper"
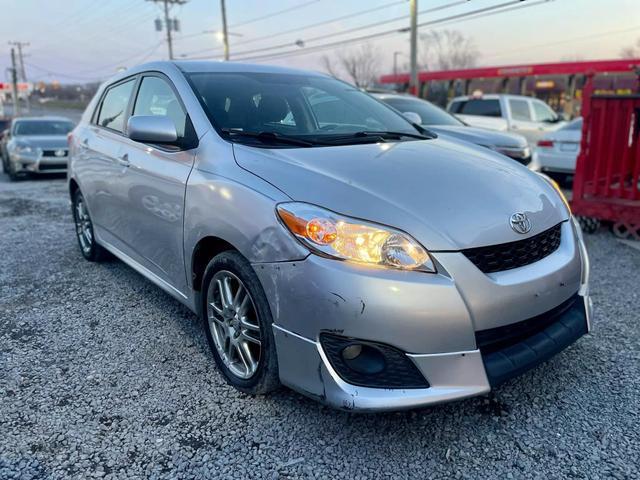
[221,129,315,147]
[353,130,433,140]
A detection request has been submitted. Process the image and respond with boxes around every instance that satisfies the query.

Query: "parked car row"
[1,116,75,180]
[371,92,531,164]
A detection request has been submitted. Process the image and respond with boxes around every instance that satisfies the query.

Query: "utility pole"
[9,41,30,111]
[148,0,187,60]
[409,0,418,96]
[220,0,229,61]
[9,48,19,116]
[393,51,402,77]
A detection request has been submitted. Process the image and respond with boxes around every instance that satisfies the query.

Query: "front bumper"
[9,151,69,174]
[255,218,591,411]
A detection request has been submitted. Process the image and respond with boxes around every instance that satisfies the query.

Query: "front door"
[113,74,195,294]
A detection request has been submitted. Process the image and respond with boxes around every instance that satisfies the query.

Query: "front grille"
[39,163,67,171]
[462,223,562,274]
[475,293,579,354]
[42,149,68,157]
[320,333,429,389]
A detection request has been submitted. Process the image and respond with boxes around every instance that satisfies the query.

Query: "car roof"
[371,92,425,102]
[12,116,73,123]
[449,94,537,102]
[107,60,329,81]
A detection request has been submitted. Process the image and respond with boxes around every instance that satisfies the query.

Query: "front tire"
[201,251,280,395]
[72,190,108,262]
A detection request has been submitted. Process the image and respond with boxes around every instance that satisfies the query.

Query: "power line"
[227,0,552,63]
[181,0,472,59]
[230,0,322,28]
[174,0,406,57]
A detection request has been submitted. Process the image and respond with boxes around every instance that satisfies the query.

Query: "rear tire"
[72,190,108,262]
[201,251,280,395]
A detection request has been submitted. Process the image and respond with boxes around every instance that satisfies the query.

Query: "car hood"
[233,137,568,251]
[427,125,527,148]
[12,135,68,149]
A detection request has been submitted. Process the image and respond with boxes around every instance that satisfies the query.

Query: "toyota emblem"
[510,212,532,234]
[54,149,66,157]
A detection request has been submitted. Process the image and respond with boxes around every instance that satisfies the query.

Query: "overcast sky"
[1,0,639,84]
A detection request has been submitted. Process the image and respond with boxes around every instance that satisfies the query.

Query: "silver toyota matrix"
[68,62,592,411]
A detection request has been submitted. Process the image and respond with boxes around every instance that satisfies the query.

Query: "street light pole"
[9,41,30,111]
[220,0,230,61]
[409,0,418,96]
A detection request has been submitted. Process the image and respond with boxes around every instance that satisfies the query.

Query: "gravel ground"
[1,174,639,480]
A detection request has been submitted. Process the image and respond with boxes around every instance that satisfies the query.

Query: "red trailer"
[572,72,640,240]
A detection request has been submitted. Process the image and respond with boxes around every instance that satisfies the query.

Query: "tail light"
[537,139,554,148]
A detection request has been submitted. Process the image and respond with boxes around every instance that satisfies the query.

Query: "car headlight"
[15,144,35,154]
[538,172,571,214]
[277,202,436,272]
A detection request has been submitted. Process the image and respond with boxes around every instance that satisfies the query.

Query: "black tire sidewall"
[200,251,279,394]
[72,190,105,262]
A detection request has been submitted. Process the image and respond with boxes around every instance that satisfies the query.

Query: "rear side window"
[96,79,136,133]
[455,99,502,117]
[133,76,186,138]
[509,99,532,121]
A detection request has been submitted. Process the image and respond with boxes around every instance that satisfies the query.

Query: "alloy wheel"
[206,270,262,379]
[74,196,93,255]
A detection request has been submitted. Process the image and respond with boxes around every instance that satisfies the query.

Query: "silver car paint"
[69,61,590,411]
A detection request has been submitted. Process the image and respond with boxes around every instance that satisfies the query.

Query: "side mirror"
[403,111,422,125]
[127,115,178,144]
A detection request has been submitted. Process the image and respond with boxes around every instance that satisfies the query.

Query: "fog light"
[342,344,386,375]
[341,344,362,360]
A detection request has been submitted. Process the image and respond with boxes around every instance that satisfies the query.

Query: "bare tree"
[620,38,640,58]
[320,43,379,88]
[419,29,479,71]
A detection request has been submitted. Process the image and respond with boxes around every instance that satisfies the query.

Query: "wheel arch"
[191,236,240,292]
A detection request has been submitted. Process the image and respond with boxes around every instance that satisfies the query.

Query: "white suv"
[447,94,565,145]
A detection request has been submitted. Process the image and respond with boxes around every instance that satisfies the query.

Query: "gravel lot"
[1,173,639,480]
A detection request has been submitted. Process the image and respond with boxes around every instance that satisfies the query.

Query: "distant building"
[379,58,640,117]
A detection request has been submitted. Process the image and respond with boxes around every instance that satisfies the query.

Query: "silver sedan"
[67,61,591,411]
[2,116,74,180]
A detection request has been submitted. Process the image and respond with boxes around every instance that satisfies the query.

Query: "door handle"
[117,153,130,167]
[81,138,89,146]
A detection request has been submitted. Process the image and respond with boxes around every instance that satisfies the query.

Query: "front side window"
[96,79,135,133]
[509,99,532,121]
[133,76,186,137]
[186,71,422,147]
[457,99,502,118]
[532,100,558,123]
[13,120,74,136]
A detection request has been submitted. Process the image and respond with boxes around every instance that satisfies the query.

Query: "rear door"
[75,77,137,239]
[112,73,196,294]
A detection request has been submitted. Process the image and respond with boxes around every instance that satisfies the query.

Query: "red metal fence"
[572,76,640,239]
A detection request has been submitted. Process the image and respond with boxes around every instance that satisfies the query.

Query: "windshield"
[14,120,74,136]
[380,97,463,126]
[186,72,422,147]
